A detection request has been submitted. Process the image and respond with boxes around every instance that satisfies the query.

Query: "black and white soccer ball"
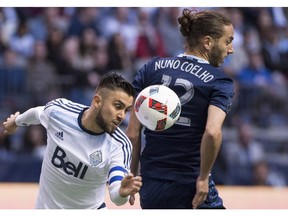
[134,85,181,131]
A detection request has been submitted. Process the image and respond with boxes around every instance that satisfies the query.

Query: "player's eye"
[115,104,122,109]
[114,102,126,110]
[125,107,131,113]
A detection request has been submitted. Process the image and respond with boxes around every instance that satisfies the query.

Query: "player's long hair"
[178,9,233,49]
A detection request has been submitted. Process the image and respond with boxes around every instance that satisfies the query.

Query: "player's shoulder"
[111,127,132,148]
[141,56,178,74]
[213,68,234,86]
[44,98,87,114]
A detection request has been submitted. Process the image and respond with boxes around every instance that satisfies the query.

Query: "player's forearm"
[199,130,222,179]
[15,106,44,126]
[129,135,141,175]
[126,111,142,176]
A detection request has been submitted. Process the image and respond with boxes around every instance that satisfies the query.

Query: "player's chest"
[46,126,111,181]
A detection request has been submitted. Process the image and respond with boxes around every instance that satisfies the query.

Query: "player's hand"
[192,176,209,209]
[3,111,20,135]
[119,173,142,197]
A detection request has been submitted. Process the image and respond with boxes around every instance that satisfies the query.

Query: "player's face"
[95,91,133,135]
[209,24,234,67]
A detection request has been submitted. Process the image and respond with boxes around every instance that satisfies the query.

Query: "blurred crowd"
[0,7,288,186]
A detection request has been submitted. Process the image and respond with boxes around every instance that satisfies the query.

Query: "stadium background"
[0,7,288,208]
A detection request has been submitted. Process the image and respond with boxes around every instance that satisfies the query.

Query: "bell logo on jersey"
[51,146,88,179]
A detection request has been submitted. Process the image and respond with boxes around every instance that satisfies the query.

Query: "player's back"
[133,55,234,184]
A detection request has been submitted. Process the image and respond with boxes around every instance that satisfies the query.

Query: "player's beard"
[209,44,224,67]
[95,108,115,135]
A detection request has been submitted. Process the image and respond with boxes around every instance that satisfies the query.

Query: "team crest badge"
[90,150,102,167]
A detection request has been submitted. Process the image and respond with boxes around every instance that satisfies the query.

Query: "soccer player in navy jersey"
[3,72,142,209]
[126,8,235,209]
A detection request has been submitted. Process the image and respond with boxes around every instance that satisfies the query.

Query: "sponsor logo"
[55,131,64,141]
[51,146,88,179]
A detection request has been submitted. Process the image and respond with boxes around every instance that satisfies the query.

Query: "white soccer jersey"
[15,98,132,209]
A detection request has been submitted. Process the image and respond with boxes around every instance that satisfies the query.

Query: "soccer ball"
[134,85,181,131]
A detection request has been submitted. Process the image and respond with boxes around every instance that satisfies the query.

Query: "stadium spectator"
[66,7,101,38]
[107,32,134,81]
[0,48,28,112]
[223,121,265,185]
[8,19,35,60]
[22,125,47,159]
[134,8,166,60]
[54,36,83,99]
[156,7,185,56]
[261,25,288,78]
[74,27,98,72]
[253,160,287,187]
[26,40,60,106]
[45,26,65,70]
[0,8,19,48]
[27,7,68,41]
[220,8,249,78]
[100,8,138,56]
[237,50,288,127]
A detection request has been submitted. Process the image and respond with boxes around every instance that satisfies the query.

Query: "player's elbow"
[126,127,142,146]
[205,127,222,141]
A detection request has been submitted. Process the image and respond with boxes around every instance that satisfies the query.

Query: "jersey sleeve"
[210,78,234,114]
[15,106,44,126]
[15,98,61,129]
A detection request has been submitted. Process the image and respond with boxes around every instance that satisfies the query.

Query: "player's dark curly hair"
[97,72,135,97]
[178,9,232,50]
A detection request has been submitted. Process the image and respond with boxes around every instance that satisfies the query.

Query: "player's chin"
[108,123,118,134]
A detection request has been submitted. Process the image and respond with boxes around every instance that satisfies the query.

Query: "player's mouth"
[112,121,120,127]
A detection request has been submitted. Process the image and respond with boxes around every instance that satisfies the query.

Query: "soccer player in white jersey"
[3,72,142,209]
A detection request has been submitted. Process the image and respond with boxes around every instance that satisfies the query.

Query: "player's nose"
[117,110,125,121]
[228,45,234,55]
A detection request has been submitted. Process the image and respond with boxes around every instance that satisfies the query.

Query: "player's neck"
[81,108,104,134]
[185,50,209,62]
[181,51,209,64]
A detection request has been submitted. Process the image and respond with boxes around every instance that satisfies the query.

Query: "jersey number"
[161,74,194,127]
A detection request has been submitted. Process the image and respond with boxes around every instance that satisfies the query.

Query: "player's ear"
[93,94,101,109]
[203,35,212,50]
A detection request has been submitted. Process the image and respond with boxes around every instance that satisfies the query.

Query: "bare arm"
[192,105,226,208]
[125,108,143,205]
[126,109,143,176]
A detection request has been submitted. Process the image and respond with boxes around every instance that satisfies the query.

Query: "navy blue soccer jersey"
[132,54,234,184]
